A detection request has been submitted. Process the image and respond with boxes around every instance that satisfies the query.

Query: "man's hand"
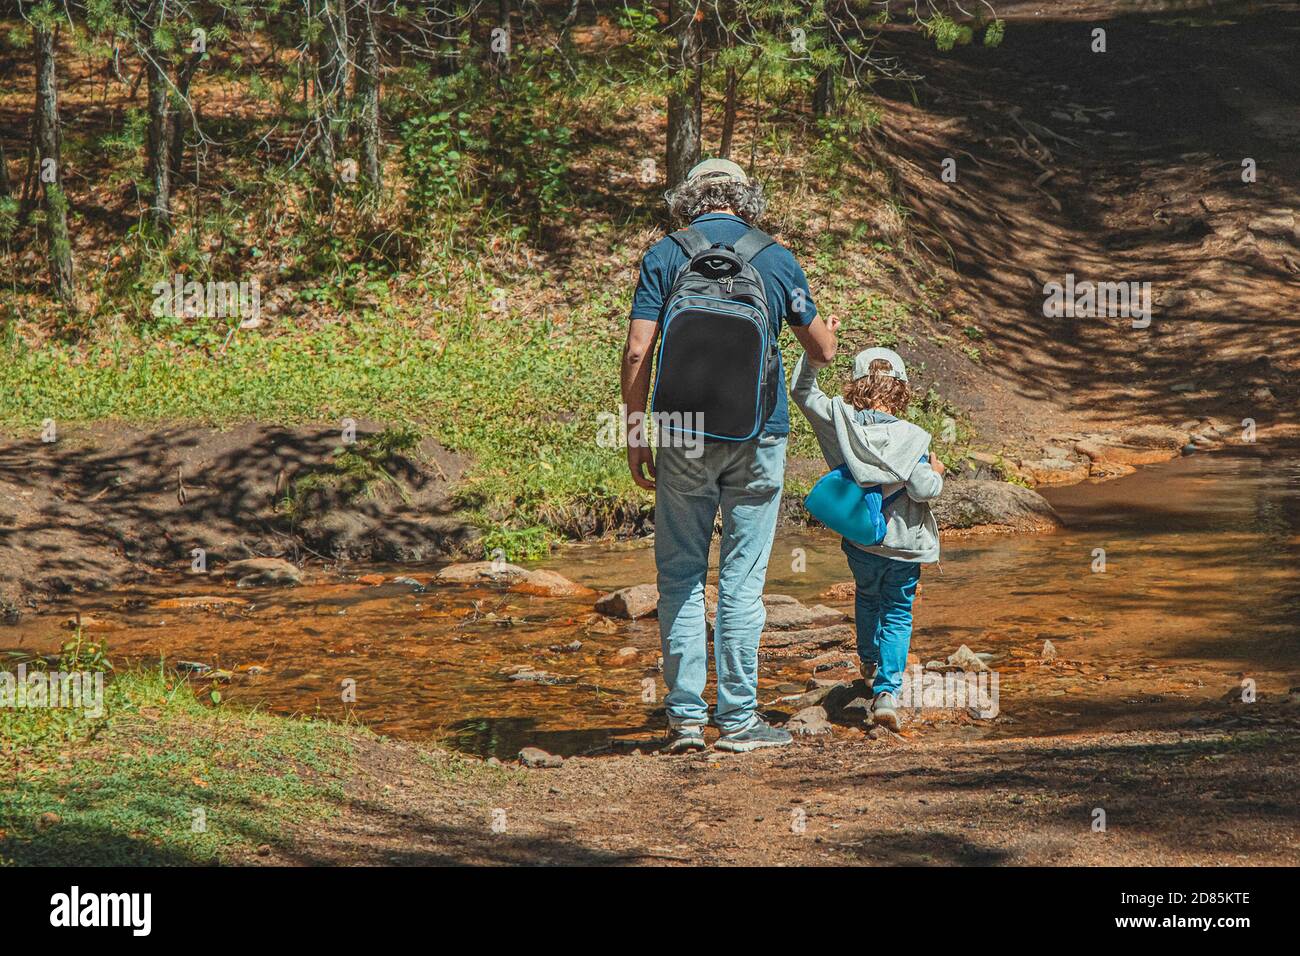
[628,444,656,490]
[931,457,946,477]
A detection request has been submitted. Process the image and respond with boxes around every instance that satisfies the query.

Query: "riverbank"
[4,661,1295,866]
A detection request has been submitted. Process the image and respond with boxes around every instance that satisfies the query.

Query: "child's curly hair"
[843,359,911,417]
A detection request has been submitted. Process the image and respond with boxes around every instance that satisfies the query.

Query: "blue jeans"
[655,435,786,733]
[841,540,921,697]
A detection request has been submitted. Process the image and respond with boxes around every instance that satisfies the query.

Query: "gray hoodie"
[790,354,943,563]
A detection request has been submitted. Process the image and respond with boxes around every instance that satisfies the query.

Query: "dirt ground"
[865,5,1300,460]
[252,703,1299,866]
[0,421,471,610]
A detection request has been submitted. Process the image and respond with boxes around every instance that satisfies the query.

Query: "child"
[790,328,944,731]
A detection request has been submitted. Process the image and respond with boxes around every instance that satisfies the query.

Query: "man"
[621,159,837,753]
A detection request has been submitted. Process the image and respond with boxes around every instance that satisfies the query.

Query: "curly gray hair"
[664,175,767,227]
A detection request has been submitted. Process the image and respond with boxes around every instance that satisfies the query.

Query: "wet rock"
[174,660,213,675]
[1017,457,1090,486]
[503,666,569,686]
[932,480,1061,531]
[435,561,527,585]
[357,573,386,586]
[155,595,250,610]
[223,557,303,588]
[548,640,583,653]
[786,706,833,736]
[810,653,858,674]
[595,583,659,620]
[391,576,427,591]
[614,646,639,660]
[821,581,856,602]
[510,569,596,598]
[761,623,855,651]
[762,597,847,630]
[519,747,564,768]
[947,644,990,673]
[1041,640,1058,661]
[1075,427,1184,471]
[789,679,849,710]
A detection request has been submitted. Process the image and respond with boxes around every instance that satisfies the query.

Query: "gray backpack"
[650,226,778,442]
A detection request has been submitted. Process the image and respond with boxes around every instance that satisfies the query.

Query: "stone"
[821,581,856,602]
[519,747,564,768]
[932,480,1061,531]
[548,640,583,653]
[504,667,568,686]
[947,644,990,673]
[435,561,527,585]
[1017,457,1090,486]
[595,583,659,620]
[761,623,855,651]
[511,569,596,598]
[762,598,847,630]
[1041,640,1058,661]
[786,706,833,736]
[222,557,303,588]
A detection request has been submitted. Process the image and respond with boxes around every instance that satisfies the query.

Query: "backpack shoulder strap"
[668,227,710,259]
[732,227,776,264]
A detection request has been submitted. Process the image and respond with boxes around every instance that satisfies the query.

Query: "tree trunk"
[0,142,11,198]
[169,49,203,182]
[720,66,738,159]
[813,67,835,119]
[144,13,172,235]
[33,24,76,306]
[355,0,382,197]
[494,0,512,74]
[666,0,703,189]
[314,0,350,173]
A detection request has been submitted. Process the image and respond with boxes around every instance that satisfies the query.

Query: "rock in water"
[511,569,595,598]
[1041,640,1058,661]
[932,480,1061,532]
[222,557,303,588]
[434,561,527,585]
[786,705,833,736]
[761,597,848,630]
[595,583,659,620]
[518,747,564,768]
[947,644,990,673]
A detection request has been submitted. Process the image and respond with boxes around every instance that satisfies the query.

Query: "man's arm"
[791,314,837,366]
[621,318,659,489]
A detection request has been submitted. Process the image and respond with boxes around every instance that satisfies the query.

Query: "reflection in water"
[3,445,1297,759]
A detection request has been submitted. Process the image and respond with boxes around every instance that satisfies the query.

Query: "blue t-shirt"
[629,213,817,437]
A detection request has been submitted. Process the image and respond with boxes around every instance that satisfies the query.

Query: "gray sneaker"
[871,691,900,732]
[714,717,793,753]
[662,725,707,754]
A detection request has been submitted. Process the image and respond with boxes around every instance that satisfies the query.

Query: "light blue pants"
[654,435,786,733]
[841,540,921,697]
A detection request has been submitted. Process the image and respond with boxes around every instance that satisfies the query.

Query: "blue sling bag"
[803,461,919,547]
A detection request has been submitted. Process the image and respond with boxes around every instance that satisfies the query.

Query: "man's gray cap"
[685,158,750,185]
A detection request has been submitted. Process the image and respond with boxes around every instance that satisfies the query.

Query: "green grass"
[0,664,361,865]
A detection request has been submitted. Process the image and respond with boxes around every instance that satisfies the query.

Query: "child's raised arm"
[790,352,835,426]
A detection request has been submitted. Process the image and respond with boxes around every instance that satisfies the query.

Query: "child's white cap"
[852,347,908,383]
